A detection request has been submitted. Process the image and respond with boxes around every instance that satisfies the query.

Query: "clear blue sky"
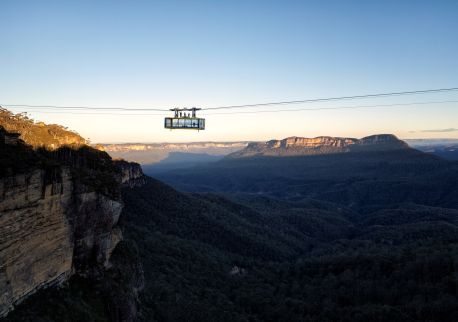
[1,0,458,142]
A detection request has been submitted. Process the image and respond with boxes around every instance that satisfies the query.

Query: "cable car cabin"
[164,107,205,130]
[164,117,205,130]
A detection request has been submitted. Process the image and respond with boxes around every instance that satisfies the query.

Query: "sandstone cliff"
[0,167,123,316]
[0,113,145,320]
[0,127,125,317]
[228,134,409,157]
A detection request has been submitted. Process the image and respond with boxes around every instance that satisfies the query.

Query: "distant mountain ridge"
[99,141,249,164]
[407,140,458,161]
[100,137,458,165]
[100,141,249,152]
[228,134,409,157]
[155,133,458,210]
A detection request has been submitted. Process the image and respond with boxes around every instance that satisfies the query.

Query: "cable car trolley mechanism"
[164,107,205,130]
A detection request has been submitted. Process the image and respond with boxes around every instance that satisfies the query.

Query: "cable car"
[164,107,205,130]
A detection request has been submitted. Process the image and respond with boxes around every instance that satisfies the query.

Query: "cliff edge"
[0,110,145,320]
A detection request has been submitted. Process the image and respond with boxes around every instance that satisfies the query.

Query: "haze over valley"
[99,137,458,176]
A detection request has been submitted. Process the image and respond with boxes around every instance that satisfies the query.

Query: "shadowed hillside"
[155,135,458,210]
[119,176,458,322]
[141,152,224,175]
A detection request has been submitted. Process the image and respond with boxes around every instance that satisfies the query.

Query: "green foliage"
[0,277,109,322]
[0,125,121,199]
[154,149,458,209]
[37,145,122,199]
[121,177,458,322]
[0,140,42,176]
[0,108,86,148]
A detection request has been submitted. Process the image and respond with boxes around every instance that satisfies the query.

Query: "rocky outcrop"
[115,160,147,188]
[0,110,147,320]
[265,136,358,149]
[0,165,123,317]
[228,134,409,157]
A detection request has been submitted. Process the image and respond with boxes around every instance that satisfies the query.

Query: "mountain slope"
[156,135,458,210]
[141,152,224,175]
[120,175,458,322]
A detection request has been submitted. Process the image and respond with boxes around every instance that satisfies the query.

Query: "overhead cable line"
[2,87,458,112]
[0,104,167,112]
[3,110,167,116]
[5,99,458,116]
[202,87,458,111]
[205,100,458,115]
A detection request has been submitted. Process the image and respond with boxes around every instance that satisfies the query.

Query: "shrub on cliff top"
[0,108,86,149]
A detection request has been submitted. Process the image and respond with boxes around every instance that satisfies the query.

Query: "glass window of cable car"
[167,118,203,129]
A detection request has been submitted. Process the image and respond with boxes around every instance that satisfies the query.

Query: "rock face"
[0,116,132,318]
[115,160,148,188]
[0,165,123,317]
[228,134,409,157]
[0,169,74,316]
[0,110,148,320]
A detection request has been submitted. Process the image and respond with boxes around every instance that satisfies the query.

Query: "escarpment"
[228,134,409,157]
[0,119,144,319]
